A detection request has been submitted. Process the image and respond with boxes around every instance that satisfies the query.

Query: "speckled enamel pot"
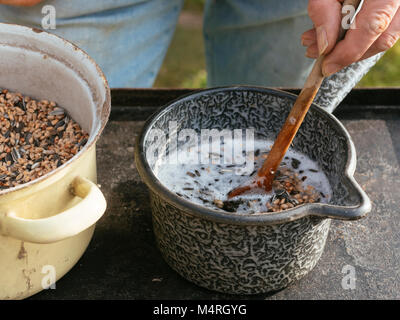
[135,86,371,294]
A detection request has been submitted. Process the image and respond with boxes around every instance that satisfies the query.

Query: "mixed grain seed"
[211,167,322,213]
[180,165,323,213]
[0,89,89,190]
[265,167,322,212]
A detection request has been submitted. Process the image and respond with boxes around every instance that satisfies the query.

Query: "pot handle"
[310,175,372,220]
[0,176,106,244]
[312,0,383,114]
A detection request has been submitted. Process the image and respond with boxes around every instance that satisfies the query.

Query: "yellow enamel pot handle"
[0,177,106,244]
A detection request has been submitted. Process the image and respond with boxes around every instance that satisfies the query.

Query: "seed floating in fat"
[266,167,321,213]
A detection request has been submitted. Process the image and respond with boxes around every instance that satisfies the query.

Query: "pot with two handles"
[135,86,372,294]
[0,24,110,299]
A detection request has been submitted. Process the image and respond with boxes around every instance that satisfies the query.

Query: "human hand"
[0,0,43,6]
[302,0,400,76]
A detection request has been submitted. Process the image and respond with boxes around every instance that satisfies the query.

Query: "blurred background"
[154,0,400,88]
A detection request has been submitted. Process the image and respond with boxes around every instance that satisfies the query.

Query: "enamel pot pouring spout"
[0,24,110,299]
[135,86,372,295]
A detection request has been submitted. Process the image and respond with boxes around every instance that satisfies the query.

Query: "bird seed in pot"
[155,138,332,214]
[0,89,89,190]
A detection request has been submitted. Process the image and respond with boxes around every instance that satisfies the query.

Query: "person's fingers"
[0,0,42,6]
[301,28,316,41]
[308,0,343,55]
[306,44,319,58]
[303,38,317,47]
[301,28,317,46]
[323,0,400,76]
[361,8,400,60]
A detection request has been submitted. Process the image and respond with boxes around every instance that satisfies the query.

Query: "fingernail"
[323,63,341,77]
[305,45,318,59]
[316,26,328,56]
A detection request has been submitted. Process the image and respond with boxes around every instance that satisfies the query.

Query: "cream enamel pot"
[0,24,110,299]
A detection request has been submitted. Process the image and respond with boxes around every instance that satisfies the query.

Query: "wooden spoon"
[228,0,362,199]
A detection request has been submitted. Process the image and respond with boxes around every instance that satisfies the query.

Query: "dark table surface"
[34,88,400,300]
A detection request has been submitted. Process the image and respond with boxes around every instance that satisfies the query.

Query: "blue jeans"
[0,0,184,87]
[0,0,381,111]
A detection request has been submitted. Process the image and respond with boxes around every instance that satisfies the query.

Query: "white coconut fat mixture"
[154,138,332,214]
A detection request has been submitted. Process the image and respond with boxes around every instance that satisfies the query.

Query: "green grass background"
[154,1,400,88]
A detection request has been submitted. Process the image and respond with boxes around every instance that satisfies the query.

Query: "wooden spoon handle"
[257,0,362,190]
[257,58,324,180]
[228,0,362,198]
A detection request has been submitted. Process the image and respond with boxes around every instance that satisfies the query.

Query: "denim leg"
[203,0,312,87]
[0,0,184,88]
[203,0,383,112]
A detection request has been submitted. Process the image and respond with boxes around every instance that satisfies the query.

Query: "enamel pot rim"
[135,86,372,226]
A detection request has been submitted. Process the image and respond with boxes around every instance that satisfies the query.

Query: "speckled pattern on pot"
[135,87,371,294]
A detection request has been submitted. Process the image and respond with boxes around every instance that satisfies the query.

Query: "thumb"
[308,0,343,55]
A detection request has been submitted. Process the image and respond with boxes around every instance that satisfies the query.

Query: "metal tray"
[33,88,400,300]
